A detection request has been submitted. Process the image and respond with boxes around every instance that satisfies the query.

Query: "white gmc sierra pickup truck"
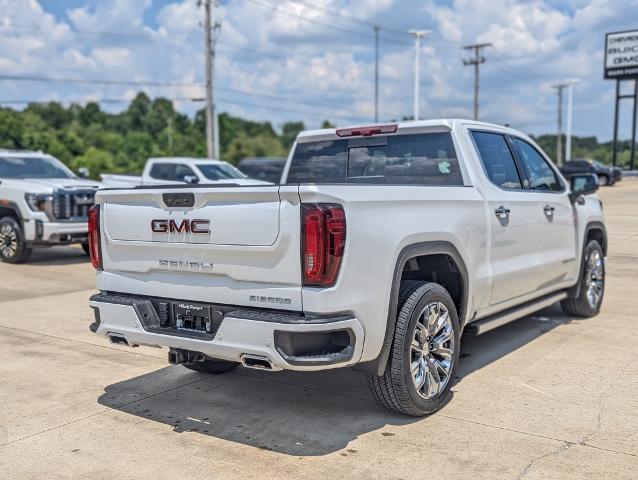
[0,150,100,263]
[100,157,270,188]
[88,120,606,416]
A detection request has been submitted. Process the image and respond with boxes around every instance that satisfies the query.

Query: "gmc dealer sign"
[605,30,638,79]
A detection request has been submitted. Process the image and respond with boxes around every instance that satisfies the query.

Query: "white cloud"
[0,0,632,139]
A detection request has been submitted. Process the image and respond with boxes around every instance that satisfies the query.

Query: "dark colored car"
[560,158,622,186]
[237,157,286,184]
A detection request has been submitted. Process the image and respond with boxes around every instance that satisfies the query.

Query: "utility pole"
[553,83,567,166]
[462,43,491,121]
[374,25,380,123]
[201,0,221,159]
[565,79,580,163]
[409,30,430,121]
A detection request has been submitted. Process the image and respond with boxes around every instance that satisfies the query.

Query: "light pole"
[409,30,430,121]
[565,79,580,162]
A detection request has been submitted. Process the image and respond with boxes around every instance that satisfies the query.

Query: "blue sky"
[0,0,637,140]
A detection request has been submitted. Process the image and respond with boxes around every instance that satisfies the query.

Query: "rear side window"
[286,132,463,185]
[512,138,563,192]
[471,131,522,190]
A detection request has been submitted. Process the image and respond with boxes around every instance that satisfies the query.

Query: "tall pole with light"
[565,79,580,162]
[409,30,430,121]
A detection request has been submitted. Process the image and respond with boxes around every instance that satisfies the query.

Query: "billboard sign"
[605,30,638,79]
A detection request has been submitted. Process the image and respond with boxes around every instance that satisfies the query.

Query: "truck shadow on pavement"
[97,305,581,456]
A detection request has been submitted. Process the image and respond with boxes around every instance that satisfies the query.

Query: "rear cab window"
[285,132,464,186]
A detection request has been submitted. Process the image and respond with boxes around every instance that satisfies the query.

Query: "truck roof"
[297,119,515,141]
[147,157,228,166]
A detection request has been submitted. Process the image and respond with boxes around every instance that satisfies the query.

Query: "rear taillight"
[88,205,102,270]
[302,203,346,287]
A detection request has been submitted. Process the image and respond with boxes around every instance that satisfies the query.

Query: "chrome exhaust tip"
[241,354,274,371]
[108,334,131,347]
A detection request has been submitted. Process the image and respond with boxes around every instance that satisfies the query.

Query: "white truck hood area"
[4,177,101,193]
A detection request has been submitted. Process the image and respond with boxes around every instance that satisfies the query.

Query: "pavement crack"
[0,325,162,360]
[519,442,574,479]
[0,375,203,447]
[438,414,638,459]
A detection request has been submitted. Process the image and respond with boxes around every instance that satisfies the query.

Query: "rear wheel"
[0,217,32,263]
[183,357,239,374]
[597,174,609,186]
[561,240,605,317]
[368,281,460,416]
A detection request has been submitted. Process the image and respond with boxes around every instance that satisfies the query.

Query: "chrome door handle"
[543,205,555,215]
[494,206,510,218]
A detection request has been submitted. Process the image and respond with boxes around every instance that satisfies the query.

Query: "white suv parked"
[88,120,606,416]
[0,150,100,263]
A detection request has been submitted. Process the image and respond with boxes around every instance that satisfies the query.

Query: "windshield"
[196,163,247,180]
[0,156,75,179]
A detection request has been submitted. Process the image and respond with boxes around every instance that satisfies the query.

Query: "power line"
[0,74,201,87]
[0,73,374,114]
[0,96,369,123]
[243,0,411,46]
[287,0,408,39]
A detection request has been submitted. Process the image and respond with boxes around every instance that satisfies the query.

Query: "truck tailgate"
[96,185,303,310]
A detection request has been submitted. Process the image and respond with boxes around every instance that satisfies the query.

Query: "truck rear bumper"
[89,293,364,371]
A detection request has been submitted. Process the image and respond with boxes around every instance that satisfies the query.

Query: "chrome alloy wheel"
[585,249,604,309]
[0,223,18,258]
[411,301,455,400]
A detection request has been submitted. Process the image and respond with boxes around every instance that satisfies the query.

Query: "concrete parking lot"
[1,181,637,480]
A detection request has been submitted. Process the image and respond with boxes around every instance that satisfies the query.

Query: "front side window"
[197,163,247,180]
[471,131,522,190]
[286,132,463,185]
[512,138,563,192]
[0,156,74,179]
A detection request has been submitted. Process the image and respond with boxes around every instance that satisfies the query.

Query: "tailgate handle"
[163,193,195,208]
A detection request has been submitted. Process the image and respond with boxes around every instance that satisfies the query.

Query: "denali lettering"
[151,219,210,234]
[158,259,214,271]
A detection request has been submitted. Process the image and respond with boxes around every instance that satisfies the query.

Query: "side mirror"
[77,167,90,179]
[183,175,199,184]
[570,173,598,201]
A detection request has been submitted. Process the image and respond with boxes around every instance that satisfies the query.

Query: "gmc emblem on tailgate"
[151,219,210,234]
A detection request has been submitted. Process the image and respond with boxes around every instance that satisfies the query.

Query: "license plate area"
[172,302,213,333]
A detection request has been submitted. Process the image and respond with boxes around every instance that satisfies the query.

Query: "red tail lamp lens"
[88,205,102,270]
[302,204,346,287]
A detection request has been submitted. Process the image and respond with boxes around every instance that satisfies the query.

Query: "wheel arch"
[361,241,470,377]
[0,200,23,222]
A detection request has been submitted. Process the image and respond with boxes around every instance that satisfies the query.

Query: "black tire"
[598,174,609,186]
[183,357,239,374]
[561,240,605,317]
[81,242,90,256]
[0,217,32,264]
[368,281,460,416]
